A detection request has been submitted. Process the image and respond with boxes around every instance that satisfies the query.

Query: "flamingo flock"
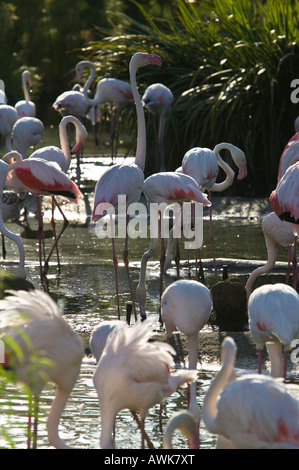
[0,53,298,451]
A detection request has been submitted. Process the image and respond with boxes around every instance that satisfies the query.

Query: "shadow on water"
[0,153,298,449]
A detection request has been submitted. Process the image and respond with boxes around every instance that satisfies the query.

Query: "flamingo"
[245,212,295,297]
[248,283,299,378]
[15,70,36,118]
[142,83,174,172]
[136,171,211,318]
[181,142,247,277]
[161,279,212,448]
[0,289,84,448]
[163,411,198,449]
[0,81,7,103]
[12,116,44,157]
[92,52,162,321]
[202,336,299,449]
[2,151,82,282]
[89,320,126,363]
[277,131,299,180]
[0,159,26,278]
[0,104,18,151]
[87,76,134,162]
[270,161,299,289]
[93,318,197,449]
[74,60,101,147]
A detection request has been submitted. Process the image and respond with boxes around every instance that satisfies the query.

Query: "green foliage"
[85,0,299,194]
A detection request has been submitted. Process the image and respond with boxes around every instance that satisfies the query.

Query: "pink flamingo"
[15,70,36,118]
[161,279,212,448]
[92,52,162,321]
[93,318,197,449]
[181,142,247,277]
[270,162,299,289]
[26,115,87,271]
[248,283,299,379]
[142,83,174,171]
[277,131,299,180]
[245,212,295,297]
[136,171,211,318]
[3,151,82,282]
[0,289,84,448]
[202,336,299,449]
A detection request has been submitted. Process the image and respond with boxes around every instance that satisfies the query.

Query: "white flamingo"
[180,143,247,276]
[92,52,162,321]
[245,212,295,297]
[0,104,18,151]
[0,289,84,448]
[248,283,299,378]
[12,116,44,157]
[142,83,174,171]
[136,171,211,318]
[161,279,212,448]
[202,336,299,449]
[93,319,197,449]
[15,70,36,118]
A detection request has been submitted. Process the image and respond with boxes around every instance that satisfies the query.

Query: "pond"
[0,148,296,449]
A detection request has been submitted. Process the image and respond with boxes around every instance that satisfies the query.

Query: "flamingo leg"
[110,214,120,319]
[208,191,218,279]
[159,220,165,318]
[43,197,69,276]
[258,349,263,374]
[283,350,289,380]
[35,196,45,282]
[130,412,154,449]
[123,214,137,321]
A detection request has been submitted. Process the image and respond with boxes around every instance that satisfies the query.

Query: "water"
[0,151,296,449]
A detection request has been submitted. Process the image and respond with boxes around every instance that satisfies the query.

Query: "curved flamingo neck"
[46,388,72,448]
[22,71,31,102]
[245,235,278,297]
[202,339,236,434]
[129,56,146,170]
[82,62,97,95]
[210,143,235,192]
[59,117,73,172]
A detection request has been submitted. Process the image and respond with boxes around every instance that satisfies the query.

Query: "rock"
[210,277,248,331]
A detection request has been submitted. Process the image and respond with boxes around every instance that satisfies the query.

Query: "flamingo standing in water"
[92,52,162,321]
[0,289,84,448]
[3,151,82,282]
[87,76,134,162]
[202,336,299,449]
[180,143,247,277]
[142,83,174,172]
[270,162,299,289]
[277,131,299,180]
[161,279,212,448]
[0,159,26,278]
[15,70,36,118]
[93,319,197,449]
[245,212,295,297]
[136,171,211,318]
[248,283,299,378]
